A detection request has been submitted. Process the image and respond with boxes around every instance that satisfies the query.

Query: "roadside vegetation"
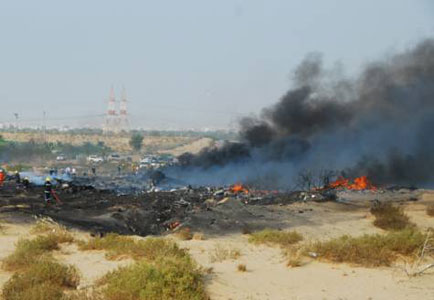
[370,202,412,230]
[0,138,112,163]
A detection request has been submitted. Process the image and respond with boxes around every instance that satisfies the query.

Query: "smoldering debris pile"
[171,39,434,189]
[0,177,345,236]
[2,173,423,237]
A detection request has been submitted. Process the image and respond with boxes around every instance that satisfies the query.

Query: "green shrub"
[307,228,428,267]
[78,233,188,261]
[370,202,412,230]
[2,260,79,300]
[100,256,206,300]
[2,235,60,271]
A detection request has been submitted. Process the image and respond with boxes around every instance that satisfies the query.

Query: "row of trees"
[0,135,113,163]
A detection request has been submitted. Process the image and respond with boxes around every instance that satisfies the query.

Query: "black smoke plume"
[170,39,434,188]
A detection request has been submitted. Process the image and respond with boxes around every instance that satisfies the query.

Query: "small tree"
[129,133,144,151]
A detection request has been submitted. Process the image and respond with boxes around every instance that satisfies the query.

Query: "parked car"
[87,155,104,163]
[107,153,121,162]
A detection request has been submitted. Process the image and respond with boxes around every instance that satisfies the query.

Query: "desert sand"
[0,192,433,299]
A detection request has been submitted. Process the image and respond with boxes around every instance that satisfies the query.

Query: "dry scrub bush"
[2,235,61,271]
[398,229,434,276]
[285,246,305,268]
[370,202,412,230]
[426,204,434,217]
[79,234,208,299]
[99,256,207,300]
[248,229,303,247]
[78,233,188,261]
[209,244,241,263]
[31,218,75,245]
[175,228,193,240]
[237,264,247,272]
[31,218,64,234]
[307,228,429,267]
[2,260,79,300]
[64,290,105,300]
[192,232,205,240]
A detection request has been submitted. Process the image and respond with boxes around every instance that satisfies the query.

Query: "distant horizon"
[1,1,433,129]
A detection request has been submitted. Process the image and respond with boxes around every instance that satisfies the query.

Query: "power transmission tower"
[119,86,130,132]
[103,86,118,134]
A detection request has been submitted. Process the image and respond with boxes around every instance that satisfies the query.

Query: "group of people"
[0,169,30,189]
[0,169,54,205]
[49,166,76,177]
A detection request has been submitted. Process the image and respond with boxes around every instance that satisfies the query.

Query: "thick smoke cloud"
[171,39,434,188]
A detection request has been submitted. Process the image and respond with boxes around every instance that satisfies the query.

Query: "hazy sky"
[0,0,433,130]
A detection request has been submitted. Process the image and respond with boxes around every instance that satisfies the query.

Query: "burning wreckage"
[0,169,421,238]
[1,39,433,237]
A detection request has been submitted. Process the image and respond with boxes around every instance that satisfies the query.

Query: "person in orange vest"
[0,170,5,187]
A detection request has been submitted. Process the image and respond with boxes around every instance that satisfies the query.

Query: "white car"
[56,155,66,161]
[87,155,104,163]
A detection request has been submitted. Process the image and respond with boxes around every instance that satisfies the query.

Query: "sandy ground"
[0,192,433,299]
[159,137,215,156]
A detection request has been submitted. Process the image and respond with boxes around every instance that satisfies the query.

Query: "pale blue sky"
[0,0,433,129]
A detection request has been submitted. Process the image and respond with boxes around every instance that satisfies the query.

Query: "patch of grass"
[31,218,61,234]
[175,228,193,240]
[64,290,104,300]
[99,256,207,300]
[248,229,303,247]
[209,244,241,263]
[31,218,74,243]
[370,202,412,230]
[2,235,60,271]
[307,228,429,267]
[426,204,434,217]
[79,234,209,299]
[31,218,68,235]
[237,264,247,272]
[192,232,205,240]
[2,259,79,300]
[78,233,188,261]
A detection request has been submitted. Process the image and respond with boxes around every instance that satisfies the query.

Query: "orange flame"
[231,183,249,194]
[326,176,376,191]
